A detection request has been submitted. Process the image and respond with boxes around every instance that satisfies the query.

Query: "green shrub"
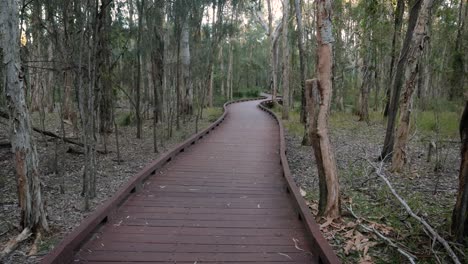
[118,112,135,126]
[414,110,459,138]
[205,107,223,122]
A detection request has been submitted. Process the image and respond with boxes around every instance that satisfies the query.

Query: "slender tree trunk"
[452,99,468,242]
[281,0,290,120]
[218,46,225,97]
[380,0,423,160]
[97,0,113,134]
[312,0,340,219]
[1,0,49,232]
[266,0,276,101]
[135,0,145,139]
[359,55,371,123]
[227,41,234,100]
[384,0,405,117]
[151,0,164,153]
[181,19,193,115]
[449,0,467,100]
[295,0,307,124]
[391,0,435,172]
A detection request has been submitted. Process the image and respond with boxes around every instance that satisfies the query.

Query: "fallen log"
[0,109,108,154]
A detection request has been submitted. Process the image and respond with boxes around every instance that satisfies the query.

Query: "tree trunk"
[181,19,193,115]
[294,0,307,124]
[384,0,405,117]
[449,0,467,100]
[312,0,340,219]
[358,55,372,123]
[281,0,290,120]
[227,41,234,100]
[391,0,435,172]
[302,79,319,146]
[452,99,468,242]
[151,0,164,153]
[97,0,113,134]
[1,0,49,232]
[218,46,225,97]
[135,0,144,139]
[380,0,423,160]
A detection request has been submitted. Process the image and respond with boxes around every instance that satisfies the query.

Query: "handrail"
[258,99,341,264]
[40,96,267,264]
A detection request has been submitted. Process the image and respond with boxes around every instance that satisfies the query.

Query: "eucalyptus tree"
[0,0,49,235]
[391,0,436,172]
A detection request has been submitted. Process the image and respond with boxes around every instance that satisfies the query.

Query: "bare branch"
[366,158,462,264]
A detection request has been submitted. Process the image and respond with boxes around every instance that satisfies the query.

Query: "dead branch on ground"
[365,158,461,264]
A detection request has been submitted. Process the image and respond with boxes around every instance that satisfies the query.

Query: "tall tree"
[96,0,113,134]
[281,0,290,120]
[384,0,405,117]
[380,0,423,160]
[391,0,435,172]
[1,0,49,232]
[294,0,307,124]
[181,17,193,114]
[135,0,145,139]
[311,0,340,218]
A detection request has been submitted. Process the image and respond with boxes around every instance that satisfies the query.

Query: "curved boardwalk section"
[43,99,338,263]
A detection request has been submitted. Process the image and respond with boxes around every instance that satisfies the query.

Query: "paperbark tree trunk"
[380,0,423,160]
[312,0,340,219]
[391,0,435,172]
[452,99,468,242]
[1,0,49,232]
[281,0,290,120]
[181,19,193,115]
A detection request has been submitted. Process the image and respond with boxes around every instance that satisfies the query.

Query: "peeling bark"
[391,0,435,172]
[312,0,340,219]
[1,0,48,232]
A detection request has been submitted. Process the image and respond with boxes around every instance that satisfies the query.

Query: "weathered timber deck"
[42,98,339,264]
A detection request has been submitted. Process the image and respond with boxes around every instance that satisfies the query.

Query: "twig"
[345,205,417,264]
[366,158,462,264]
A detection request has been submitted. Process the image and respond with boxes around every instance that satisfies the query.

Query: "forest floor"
[272,105,465,263]
[0,106,222,264]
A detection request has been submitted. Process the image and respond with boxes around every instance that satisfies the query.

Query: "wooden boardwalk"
[42,98,339,264]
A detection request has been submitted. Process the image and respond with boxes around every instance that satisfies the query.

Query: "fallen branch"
[366,158,461,264]
[0,228,32,260]
[0,109,107,154]
[345,204,417,264]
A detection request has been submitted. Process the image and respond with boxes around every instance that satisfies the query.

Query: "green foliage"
[204,107,223,122]
[413,110,459,139]
[233,88,261,99]
[117,112,135,126]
